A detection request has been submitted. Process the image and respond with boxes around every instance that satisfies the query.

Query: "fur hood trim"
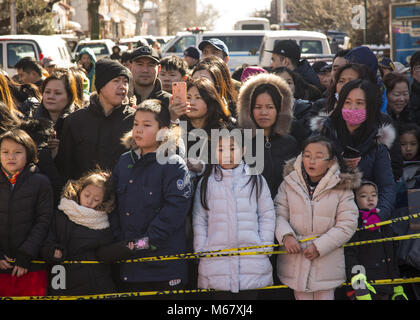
[283,156,362,191]
[310,116,396,149]
[237,73,293,137]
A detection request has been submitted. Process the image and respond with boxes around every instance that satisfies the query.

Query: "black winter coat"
[55,93,135,181]
[257,133,299,199]
[295,59,323,90]
[409,79,420,122]
[345,216,400,295]
[41,209,133,296]
[0,164,53,272]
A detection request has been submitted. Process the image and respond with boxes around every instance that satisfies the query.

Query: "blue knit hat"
[344,46,378,77]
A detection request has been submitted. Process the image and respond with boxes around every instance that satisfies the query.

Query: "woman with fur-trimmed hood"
[311,79,396,221]
[237,73,299,198]
[274,135,360,300]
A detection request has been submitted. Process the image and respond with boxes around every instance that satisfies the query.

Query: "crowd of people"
[0,36,420,301]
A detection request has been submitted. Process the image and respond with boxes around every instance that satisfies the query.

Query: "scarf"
[1,166,20,185]
[58,197,109,230]
[301,161,319,200]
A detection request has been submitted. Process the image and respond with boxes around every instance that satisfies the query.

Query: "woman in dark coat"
[311,79,396,221]
[237,73,299,198]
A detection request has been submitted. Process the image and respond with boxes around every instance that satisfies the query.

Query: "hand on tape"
[351,273,376,300]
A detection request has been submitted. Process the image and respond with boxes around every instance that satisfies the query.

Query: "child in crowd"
[400,124,420,189]
[111,99,192,295]
[41,169,135,296]
[158,55,189,94]
[344,180,408,300]
[400,124,420,162]
[275,135,359,300]
[0,129,53,297]
[193,127,275,299]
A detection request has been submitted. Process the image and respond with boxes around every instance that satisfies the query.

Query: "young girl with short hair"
[111,99,192,294]
[41,168,134,295]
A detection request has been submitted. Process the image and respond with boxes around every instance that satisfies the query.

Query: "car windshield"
[76,44,109,55]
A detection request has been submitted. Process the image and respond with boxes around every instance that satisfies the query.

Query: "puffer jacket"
[274,155,360,293]
[237,73,299,198]
[0,164,53,273]
[193,162,275,293]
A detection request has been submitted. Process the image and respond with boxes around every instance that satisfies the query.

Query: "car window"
[0,43,3,68]
[76,44,109,56]
[167,36,195,53]
[202,35,264,54]
[300,40,323,54]
[7,43,37,68]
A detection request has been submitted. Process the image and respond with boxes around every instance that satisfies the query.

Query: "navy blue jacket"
[110,150,192,284]
[319,118,396,221]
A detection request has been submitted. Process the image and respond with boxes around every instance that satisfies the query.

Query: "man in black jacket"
[265,39,322,90]
[55,58,135,181]
[130,46,171,113]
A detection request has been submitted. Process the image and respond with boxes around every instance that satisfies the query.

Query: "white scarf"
[58,198,110,230]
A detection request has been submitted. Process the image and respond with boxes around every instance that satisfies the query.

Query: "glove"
[392,286,408,300]
[351,273,376,300]
[361,209,381,231]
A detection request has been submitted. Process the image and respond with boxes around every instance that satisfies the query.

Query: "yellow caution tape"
[1,277,420,300]
[9,215,420,265]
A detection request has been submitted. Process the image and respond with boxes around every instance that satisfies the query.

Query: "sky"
[198,0,272,31]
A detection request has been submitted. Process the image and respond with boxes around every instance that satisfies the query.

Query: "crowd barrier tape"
[1,277,420,300]
[11,231,420,265]
[7,214,420,265]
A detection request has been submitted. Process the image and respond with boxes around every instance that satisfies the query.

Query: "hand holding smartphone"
[172,82,187,104]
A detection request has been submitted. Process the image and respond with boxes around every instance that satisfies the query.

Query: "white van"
[258,30,332,68]
[162,30,268,71]
[0,35,73,76]
[73,39,116,61]
[234,18,270,31]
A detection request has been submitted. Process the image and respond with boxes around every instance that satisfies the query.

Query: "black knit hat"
[95,58,131,93]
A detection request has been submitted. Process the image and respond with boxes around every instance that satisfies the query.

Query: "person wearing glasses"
[274,135,359,300]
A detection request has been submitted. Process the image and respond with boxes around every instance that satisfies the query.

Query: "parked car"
[162,30,268,71]
[118,36,148,50]
[73,39,115,61]
[258,30,332,68]
[0,34,74,76]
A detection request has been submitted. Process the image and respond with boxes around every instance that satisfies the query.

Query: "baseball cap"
[130,45,160,63]
[198,38,229,56]
[312,61,328,74]
[378,57,395,71]
[41,57,56,68]
[184,46,200,60]
[265,40,301,64]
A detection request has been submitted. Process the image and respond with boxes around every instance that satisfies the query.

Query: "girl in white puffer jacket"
[192,128,275,299]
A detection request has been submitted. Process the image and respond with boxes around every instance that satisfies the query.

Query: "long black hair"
[325,63,376,113]
[199,126,263,211]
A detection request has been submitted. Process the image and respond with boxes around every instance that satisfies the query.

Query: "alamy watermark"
[156,121,265,175]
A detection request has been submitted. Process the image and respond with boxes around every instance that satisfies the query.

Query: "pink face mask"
[342,108,366,126]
